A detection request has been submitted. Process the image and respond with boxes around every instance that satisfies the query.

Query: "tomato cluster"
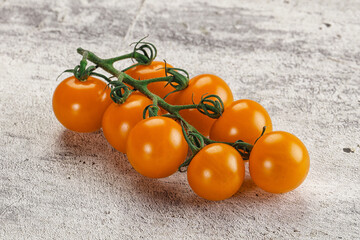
[53,53,310,201]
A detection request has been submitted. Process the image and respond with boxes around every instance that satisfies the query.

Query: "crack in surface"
[123,0,146,43]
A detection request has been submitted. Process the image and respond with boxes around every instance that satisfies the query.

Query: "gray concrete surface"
[1,0,359,239]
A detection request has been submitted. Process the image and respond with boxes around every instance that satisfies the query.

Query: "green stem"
[172,104,198,111]
[76,47,253,161]
[105,52,148,65]
[77,48,120,77]
[77,48,190,124]
[140,76,173,85]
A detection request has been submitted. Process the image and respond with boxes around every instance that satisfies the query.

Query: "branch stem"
[76,47,253,163]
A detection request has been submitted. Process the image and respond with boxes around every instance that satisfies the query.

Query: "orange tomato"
[126,116,188,178]
[125,61,174,99]
[210,99,272,145]
[52,76,112,132]
[187,143,245,201]
[249,131,310,193]
[169,74,233,136]
[102,92,153,153]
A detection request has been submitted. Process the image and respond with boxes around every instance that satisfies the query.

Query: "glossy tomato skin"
[102,92,153,153]
[52,76,112,133]
[125,61,174,99]
[210,99,272,145]
[126,116,188,178]
[249,131,310,193]
[187,143,245,201]
[170,74,234,137]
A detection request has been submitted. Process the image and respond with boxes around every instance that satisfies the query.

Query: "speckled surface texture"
[1,0,359,239]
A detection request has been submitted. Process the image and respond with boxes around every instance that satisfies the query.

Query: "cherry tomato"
[102,92,153,153]
[187,143,245,201]
[52,76,112,132]
[126,116,188,178]
[210,99,272,145]
[125,61,174,99]
[249,131,310,193]
[169,74,234,137]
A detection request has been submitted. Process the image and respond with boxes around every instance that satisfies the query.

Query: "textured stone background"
[1,0,359,239]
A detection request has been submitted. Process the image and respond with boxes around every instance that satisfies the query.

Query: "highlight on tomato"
[187,143,245,201]
[210,99,272,145]
[168,74,234,137]
[125,61,174,99]
[52,76,112,133]
[126,116,188,178]
[102,92,153,153]
[249,131,310,193]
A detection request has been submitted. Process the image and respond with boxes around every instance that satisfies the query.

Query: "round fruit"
[249,131,310,193]
[187,143,245,201]
[126,116,188,178]
[52,76,112,132]
[210,99,272,145]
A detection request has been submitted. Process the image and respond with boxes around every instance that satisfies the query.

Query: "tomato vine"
[53,38,310,199]
[76,41,254,166]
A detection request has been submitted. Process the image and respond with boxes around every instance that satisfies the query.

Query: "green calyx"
[130,37,157,65]
[58,52,112,83]
[143,104,160,118]
[108,80,132,104]
[163,67,189,97]
[196,94,224,119]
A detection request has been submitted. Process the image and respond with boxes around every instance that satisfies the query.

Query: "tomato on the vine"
[125,61,174,99]
[52,76,112,132]
[187,143,245,201]
[210,99,272,145]
[168,74,234,137]
[126,116,188,178]
[249,131,310,193]
[102,92,153,153]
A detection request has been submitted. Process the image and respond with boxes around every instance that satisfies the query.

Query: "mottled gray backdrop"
[1,0,359,239]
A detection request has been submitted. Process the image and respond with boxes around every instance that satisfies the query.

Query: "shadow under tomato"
[56,129,110,158]
[55,129,133,176]
[238,174,258,193]
[124,165,274,209]
[54,129,291,208]
[55,129,202,206]
[233,169,304,203]
[125,171,225,208]
[234,178,280,202]
[232,165,280,201]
